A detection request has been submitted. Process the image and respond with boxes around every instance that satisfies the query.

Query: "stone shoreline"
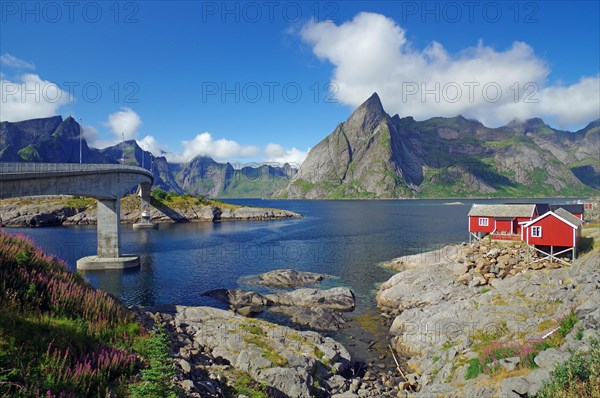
[376,242,599,397]
[0,195,302,227]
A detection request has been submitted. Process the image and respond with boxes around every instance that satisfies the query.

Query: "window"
[478,217,489,226]
[531,226,542,237]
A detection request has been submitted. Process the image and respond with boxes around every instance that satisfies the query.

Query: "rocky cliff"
[280,93,598,198]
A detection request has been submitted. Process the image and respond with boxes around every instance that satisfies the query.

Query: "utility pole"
[121,133,125,164]
[79,118,83,164]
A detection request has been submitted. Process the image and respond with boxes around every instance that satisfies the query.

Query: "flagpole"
[79,118,82,164]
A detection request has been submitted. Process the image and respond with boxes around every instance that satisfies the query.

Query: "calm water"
[9,198,575,361]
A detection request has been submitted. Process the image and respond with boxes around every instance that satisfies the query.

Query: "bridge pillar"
[77,197,140,270]
[97,198,121,257]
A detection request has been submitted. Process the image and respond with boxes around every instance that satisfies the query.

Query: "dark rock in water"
[200,289,272,307]
[267,287,356,312]
[244,268,329,288]
[236,305,264,317]
[270,306,348,331]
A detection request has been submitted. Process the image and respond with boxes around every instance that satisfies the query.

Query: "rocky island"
[0,192,301,227]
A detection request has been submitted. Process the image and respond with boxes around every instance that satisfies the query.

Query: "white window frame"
[531,226,542,237]
[478,217,489,226]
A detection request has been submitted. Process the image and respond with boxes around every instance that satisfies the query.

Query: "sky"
[1,1,599,166]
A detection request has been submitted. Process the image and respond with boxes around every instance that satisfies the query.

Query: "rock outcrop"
[376,243,600,397]
[202,286,355,331]
[241,268,330,288]
[140,305,355,398]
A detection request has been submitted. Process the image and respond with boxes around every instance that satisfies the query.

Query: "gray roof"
[553,208,584,227]
[468,204,536,218]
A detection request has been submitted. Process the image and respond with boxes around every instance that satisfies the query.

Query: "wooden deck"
[491,233,521,241]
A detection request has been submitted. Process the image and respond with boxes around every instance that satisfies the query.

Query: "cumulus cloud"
[264,143,309,166]
[137,135,164,156]
[300,12,600,128]
[0,73,71,122]
[106,107,142,141]
[0,53,35,69]
[82,124,100,147]
[166,132,261,163]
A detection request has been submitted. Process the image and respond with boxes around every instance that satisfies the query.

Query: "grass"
[465,309,579,380]
[535,339,600,398]
[0,229,180,398]
[240,322,266,336]
[225,371,270,398]
[242,335,288,368]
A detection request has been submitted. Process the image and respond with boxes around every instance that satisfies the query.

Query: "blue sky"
[1,1,599,165]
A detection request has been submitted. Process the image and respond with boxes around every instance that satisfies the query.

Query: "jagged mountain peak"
[345,92,388,134]
[281,93,597,199]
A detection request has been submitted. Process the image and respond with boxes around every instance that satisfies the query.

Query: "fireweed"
[0,230,144,396]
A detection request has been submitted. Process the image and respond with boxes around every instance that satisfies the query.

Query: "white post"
[79,118,83,164]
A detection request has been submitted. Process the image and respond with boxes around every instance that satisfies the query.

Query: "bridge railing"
[0,162,152,176]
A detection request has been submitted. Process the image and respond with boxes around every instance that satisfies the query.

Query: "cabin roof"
[523,208,584,229]
[550,204,584,214]
[468,204,536,218]
[553,208,584,227]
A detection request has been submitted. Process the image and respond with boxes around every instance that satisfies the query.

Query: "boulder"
[200,289,272,307]
[534,348,570,369]
[499,377,530,398]
[270,306,348,331]
[268,287,355,312]
[244,269,329,288]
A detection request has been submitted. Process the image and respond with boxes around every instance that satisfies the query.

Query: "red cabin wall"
[515,217,531,234]
[495,220,513,233]
[526,215,575,247]
[469,216,494,233]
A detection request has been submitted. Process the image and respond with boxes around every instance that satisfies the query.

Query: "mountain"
[0,116,295,197]
[175,156,296,198]
[279,93,599,198]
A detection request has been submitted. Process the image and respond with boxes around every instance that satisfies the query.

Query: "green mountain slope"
[280,93,598,198]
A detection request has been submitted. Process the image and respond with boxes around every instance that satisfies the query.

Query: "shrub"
[535,339,600,398]
[130,326,178,398]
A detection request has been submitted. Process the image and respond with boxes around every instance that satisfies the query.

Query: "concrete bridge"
[0,163,153,270]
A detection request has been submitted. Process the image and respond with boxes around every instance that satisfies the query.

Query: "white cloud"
[0,53,35,70]
[0,73,71,122]
[300,12,600,128]
[264,143,309,166]
[138,135,164,156]
[106,107,142,141]
[166,132,261,163]
[82,124,99,146]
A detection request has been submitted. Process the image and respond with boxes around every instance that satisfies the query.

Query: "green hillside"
[0,231,177,397]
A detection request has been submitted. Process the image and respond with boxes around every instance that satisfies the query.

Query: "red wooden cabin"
[468,204,537,240]
[522,208,583,260]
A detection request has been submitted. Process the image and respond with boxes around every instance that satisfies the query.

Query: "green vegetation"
[151,188,214,207]
[130,325,179,398]
[225,371,270,398]
[465,309,579,380]
[535,339,600,398]
[242,334,288,367]
[0,229,179,397]
[62,196,95,208]
[17,144,42,162]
